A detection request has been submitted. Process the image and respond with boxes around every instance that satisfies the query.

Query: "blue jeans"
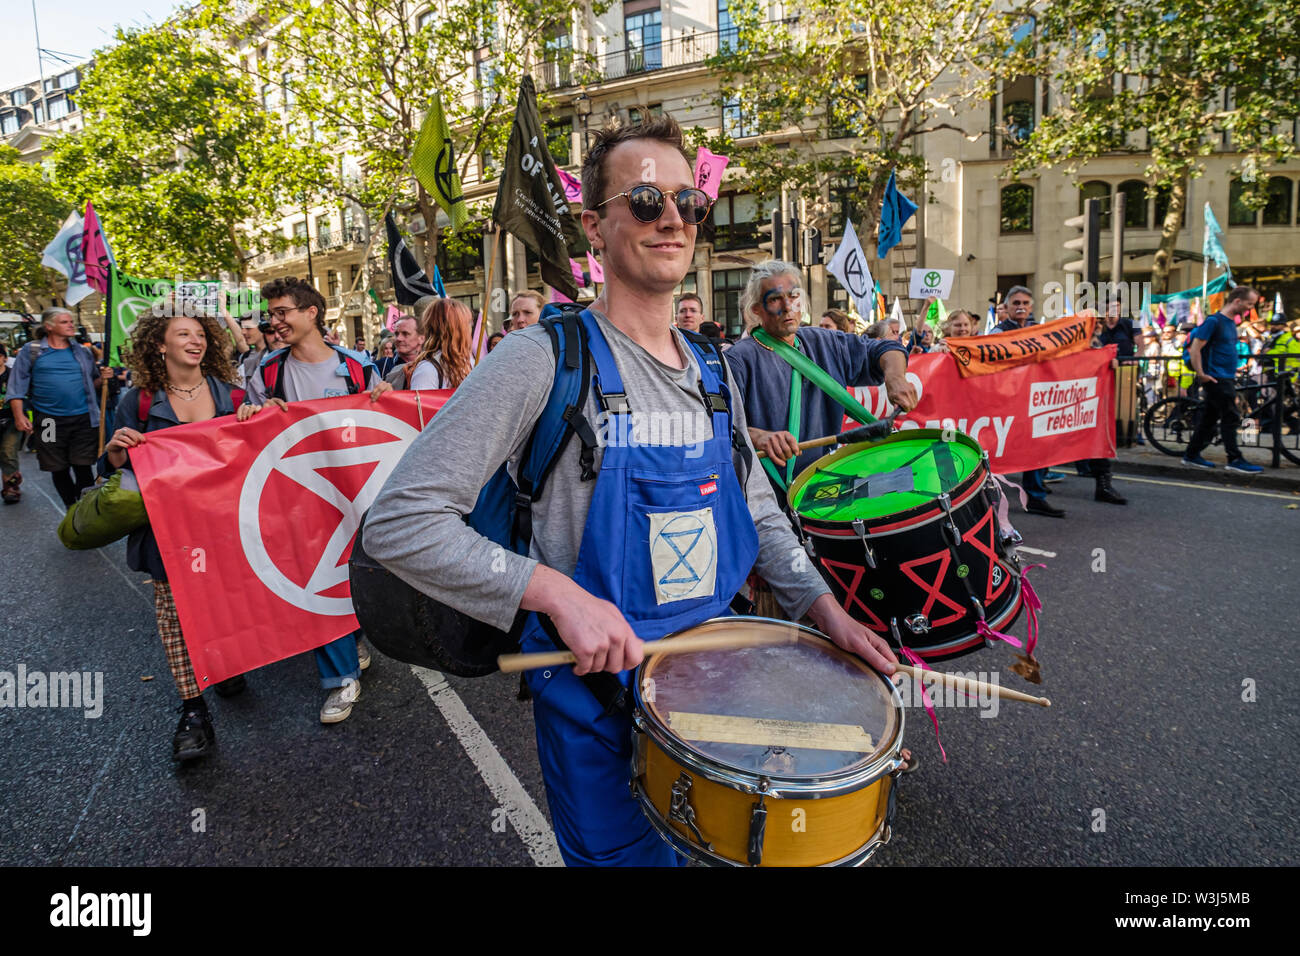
[315,630,361,689]
[1020,468,1047,502]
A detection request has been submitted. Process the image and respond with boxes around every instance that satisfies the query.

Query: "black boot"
[1094,473,1128,505]
[173,700,214,762]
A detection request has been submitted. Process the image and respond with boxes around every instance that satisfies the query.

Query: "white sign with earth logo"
[909,268,955,300]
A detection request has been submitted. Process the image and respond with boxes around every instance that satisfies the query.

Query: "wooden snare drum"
[631,617,906,867]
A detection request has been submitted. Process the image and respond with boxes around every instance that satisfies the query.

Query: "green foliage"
[698,0,1019,243]
[49,19,322,280]
[0,146,68,310]
[199,0,602,271]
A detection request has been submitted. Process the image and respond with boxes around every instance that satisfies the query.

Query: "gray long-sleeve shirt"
[364,309,830,634]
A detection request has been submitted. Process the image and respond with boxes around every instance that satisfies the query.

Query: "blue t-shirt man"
[26,345,90,415]
[1188,312,1239,381]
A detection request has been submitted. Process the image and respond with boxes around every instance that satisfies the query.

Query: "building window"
[59,71,78,90]
[543,27,573,87]
[282,73,296,110]
[1079,180,1111,229]
[719,0,737,52]
[828,74,870,139]
[625,7,662,73]
[1151,183,1185,230]
[316,214,332,241]
[1,112,19,134]
[475,58,498,109]
[292,220,309,240]
[10,89,27,106]
[1117,179,1148,229]
[261,83,273,109]
[547,118,572,166]
[627,103,663,126]
[477,6,499,48]
[723,96,758,138]
[712,268,749,338]
[1228,177,1256,226]
[328,270,341,297]
[1262,177,1294,226]
[32,101,43,123]
[47,96,69,120]
[711,193,760,250]
[417,9,435,30]
[436,232,484,283]
[1000,184,1034,234]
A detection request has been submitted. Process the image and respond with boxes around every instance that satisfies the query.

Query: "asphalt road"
[2,467,1297,867]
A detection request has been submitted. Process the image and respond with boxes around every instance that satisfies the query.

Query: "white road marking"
[1016,546,1057,558]
[63,727,128,858]
[36,474,561,866]
[410,666,563,867]
[1112,474,1299,501]
[33,482,151,600]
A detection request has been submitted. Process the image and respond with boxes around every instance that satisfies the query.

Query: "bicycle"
[1143,367,1300,465]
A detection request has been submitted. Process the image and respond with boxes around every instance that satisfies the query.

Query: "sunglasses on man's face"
[596,184,714,225]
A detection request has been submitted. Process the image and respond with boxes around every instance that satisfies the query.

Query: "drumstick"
[496,628,800,673]
[894,663,1051,708]
[755,414,898,460]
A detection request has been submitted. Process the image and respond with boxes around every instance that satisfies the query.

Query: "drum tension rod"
[790,511,816,559]
[669,773,713,852]
[937,494,962,550]
[747,790,769,867]
[851,519,876,569]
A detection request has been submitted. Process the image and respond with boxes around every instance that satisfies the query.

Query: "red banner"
[129,391,448,685]
[852,347,1117,473]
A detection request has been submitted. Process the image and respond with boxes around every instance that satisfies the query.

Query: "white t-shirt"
[409,355,447,390]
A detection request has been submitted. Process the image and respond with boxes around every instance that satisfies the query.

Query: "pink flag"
[384,304,402,332]
[81,201,112,295]
[571,258,589,288]
[469,310,487,361]
[550,287,574,304]
[693,147,730,200]
[586,251,604,284]
[557,168,583,203]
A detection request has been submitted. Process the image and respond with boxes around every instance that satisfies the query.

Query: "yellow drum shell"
[631,618,906,867]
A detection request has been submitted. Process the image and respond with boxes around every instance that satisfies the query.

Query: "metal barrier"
[1118,351,1300,467]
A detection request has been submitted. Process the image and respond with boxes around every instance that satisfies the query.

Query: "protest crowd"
[5,109,1298,871]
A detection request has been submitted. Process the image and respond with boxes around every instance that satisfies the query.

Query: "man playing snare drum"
[364,115,898,867]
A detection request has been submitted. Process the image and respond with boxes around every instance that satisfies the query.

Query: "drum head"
[788,430,983,522]
[641,620,900,780]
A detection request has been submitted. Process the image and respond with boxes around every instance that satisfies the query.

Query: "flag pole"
[96,266,112,456]
[479,224,503,359]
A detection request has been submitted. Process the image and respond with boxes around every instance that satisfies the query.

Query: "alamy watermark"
[0,665,103,718]
[1041,277,1151,318]
[894,669,1001,719]
[595,410,707,459]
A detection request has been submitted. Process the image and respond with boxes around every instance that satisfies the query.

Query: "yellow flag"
[412,92,468,232]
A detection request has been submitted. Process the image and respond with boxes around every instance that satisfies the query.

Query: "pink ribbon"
[991,473,1026,543]
[1019,563,1045,658]
[898,646,947,763]
[976,618,1023,650]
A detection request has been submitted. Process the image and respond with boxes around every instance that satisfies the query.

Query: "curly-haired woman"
[100,299,263,762]
[408,298,474,390]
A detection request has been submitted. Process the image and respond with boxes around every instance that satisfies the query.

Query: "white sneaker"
[356,638,371,671]
[320,680,361,724]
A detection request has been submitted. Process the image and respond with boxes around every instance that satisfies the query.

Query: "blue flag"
[877,169,917,259]
[1202,202,1229,269]
[431,263,447,297]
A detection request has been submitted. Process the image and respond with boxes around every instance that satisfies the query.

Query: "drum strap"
[753,327,877,424]
[759,337,805,492]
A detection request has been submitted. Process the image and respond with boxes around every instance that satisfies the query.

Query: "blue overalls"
[520,312,759,867]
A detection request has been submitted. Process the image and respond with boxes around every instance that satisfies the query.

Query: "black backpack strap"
[536,614,631,717]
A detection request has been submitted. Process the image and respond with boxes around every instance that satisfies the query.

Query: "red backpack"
[259,346,368,400]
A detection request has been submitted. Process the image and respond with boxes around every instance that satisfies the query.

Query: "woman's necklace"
[166,380,204,401]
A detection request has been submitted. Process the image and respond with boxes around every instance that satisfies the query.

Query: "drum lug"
[747,792,768,867]
[669,772,713,853]
[937,493,962,549]
[851,519,876,569]
[791,511,816,559]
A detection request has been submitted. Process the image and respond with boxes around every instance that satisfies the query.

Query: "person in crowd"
[99,297,250,761]
[933,309,977,351]
[1,343,21,504]
[383,313,427,388]
[991,287,1064,516]
[675,292,704,332]
[353,335,371,358]
[725,260,916,497]
[486,331,506,352]
[819,308,856,333]
[238,313,270,387]
[375,336,398,377]
[1182,285,1265,473]
[698,320,728,351]
[242,276,393,722]
[5,306,103,507]
[408,298,474,391]
[509,290,544,331]
[364,115,899,867]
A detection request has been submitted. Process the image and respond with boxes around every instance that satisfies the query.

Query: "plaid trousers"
[153,580,201,700]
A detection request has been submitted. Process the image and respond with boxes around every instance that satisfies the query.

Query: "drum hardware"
[851,518,877,568]
[937,493,962,549]
[790,510,816,559]
[904,613,932,635]
[669,773,713,852]
[747,789,769,866]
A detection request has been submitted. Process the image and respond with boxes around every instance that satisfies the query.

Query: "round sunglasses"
[595,184,714,225]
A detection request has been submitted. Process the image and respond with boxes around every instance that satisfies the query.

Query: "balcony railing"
[533,23,794,90]
[314,226,367,253]
[248,226,368,269]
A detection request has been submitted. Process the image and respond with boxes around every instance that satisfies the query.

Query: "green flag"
[107,270,262,365]
[491,74,588,300]
[412,92,469,233]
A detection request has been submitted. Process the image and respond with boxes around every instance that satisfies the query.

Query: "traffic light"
[1064,197,1101,285]
[804,226,822,267]
[757,208,784,260]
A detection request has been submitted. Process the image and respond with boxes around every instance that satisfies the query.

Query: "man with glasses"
[725,261,916,499]
[1182,285,1265,473]
[242,276,393,723]
[365,115,900,866]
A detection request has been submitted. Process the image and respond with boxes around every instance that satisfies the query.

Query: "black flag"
[492,75,588,301]
[385,211,446,305]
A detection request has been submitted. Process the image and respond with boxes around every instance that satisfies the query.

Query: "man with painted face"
[364,115,899,867]
[724,261,917,499]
